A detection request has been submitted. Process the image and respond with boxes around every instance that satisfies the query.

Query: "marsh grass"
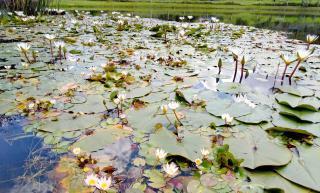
[1,0,55,15]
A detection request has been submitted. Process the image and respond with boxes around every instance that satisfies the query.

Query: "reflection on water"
[0,115,57,193]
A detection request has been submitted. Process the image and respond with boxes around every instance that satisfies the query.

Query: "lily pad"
[224,126,292,169]
[276,144,320,192]
[276,93,320,111]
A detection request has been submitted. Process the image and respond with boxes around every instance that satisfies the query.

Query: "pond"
[0,10,320,193]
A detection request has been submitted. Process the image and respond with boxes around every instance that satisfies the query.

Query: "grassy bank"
[56,1,320,16]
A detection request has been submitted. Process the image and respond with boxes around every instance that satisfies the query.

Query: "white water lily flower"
[201,148,210,157]
[179,16,185,21]
[155,148,167,160]
[178,30,186,38]
[44,34,55,41]
[21,62,29,68]
[246,100,256,109]
[14,11,25,17]
[181,23,188,29]
[17,43,30,52]
[306,34,319,44]
[187,16,193,20]
[201,77,217,91]
[4,65,11,69]
[211,17,220,23]
[135,16,140,19]
[96,177,112,191]
[118,93,126,101]
[195,158,202,166]
[168,102,180,110]
[85,174,99,187]
[280,53,293,65]
[221,113,233,124]
[160,104,168,114]
[72,147,81,155]
[297,50,312,61]
[113,98,120,105]
[54,41,65,48]
[233,94,247,103]
[28,103,35,109]
[163,162,179,177]
[117,20,124,25]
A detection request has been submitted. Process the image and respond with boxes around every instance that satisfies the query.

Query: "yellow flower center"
[89,179,96,186]
[100,183,108,190]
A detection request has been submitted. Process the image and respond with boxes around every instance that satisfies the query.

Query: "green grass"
[55,0,320,17]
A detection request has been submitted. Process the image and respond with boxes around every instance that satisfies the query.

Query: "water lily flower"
[54,41,65,48]
[179,16,185,21]
[21,62,29,68]
[44,34,55,41]
[181,23,188,29]
[187,16,193,20]
[163,162,179,177]
[201,148,209,157]
[306,34,318,44]
[178,30,186,39]
[113,98,120,105]
[96,176,112,191]
[85,174,99,187]
[280,53,294,66]
[221,113,233,125]
[155,148,167,160]
[117,20,124,25]
[239,55,249,83]
[211,17,220,23]
[118,93,126,102]
[72,147,81,155]
[229,47,242,59]
[168,102,180,110]
[296,49,312,61]
[161,104,168,114]
[17,43,30,53]
[4,65,11,69]
[195,158,202,166]
[14,11,25,17]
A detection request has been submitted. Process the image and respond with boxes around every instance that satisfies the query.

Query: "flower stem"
[281,64,288,85]
[232,59,238,82]
[239,63,244,83]
[289,60,302,80]
[173,110,182,126]
[23,51,31,64]
[49,40,54,63]
[59,47,62,64]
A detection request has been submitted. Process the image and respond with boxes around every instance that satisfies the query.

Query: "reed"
[0,0,55,15]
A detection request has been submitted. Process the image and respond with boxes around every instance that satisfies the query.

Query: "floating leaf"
[224,127,292,169]
[277,104,320,123]
[71,126,131,152]
[143,169,166,189]
[206,98,252,118]
[277,86,314,97]
[276,93,320,111]
[276,144,320,192]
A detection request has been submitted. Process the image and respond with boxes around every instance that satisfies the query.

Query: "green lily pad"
[217,82,251,94]
[276,93,320,111]
[149,127,211,161]
[276,144,320,192]
[206,98,252,118]
[277,104,320,123]
[38,113,101,132]
[246,169,313,193]
[277,86,314,97]
[71,127,131,152]
[270,114,320,137]
[235,106,272,124]
[224,126,292,169]
[143,169,166,189]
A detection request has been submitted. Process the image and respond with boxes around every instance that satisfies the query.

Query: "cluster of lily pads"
[0,9,320,193]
